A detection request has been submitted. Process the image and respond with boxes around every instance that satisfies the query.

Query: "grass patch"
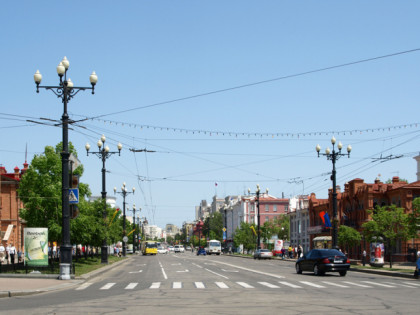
[73,255,127,276]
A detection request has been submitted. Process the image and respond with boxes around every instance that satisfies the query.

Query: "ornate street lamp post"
[248,185,268,250]
[85,135,122,264]
[114,183,135,256]
[34,57,97,280]
[316,137,351,249]
[127,204,140,252]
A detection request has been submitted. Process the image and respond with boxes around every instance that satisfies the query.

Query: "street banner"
[109,208,120,227]
[127,228,136,236]
[24,228,48,266]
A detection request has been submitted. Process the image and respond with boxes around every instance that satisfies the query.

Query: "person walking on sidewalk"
[0,243,5,264]
[9,244,16,265]
[415,251,420,279]
[362,249,367,266]
[6,244,11,264]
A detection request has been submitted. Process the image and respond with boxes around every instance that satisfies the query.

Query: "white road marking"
[278,281,302,288]
[192,263,203,269]
[321,281,349,288]
[171,263,182,265]
[210,260,284,279]
[299,281,325,288]
[236,282,254,288]
[343,281,372,288]
[129,270,143,274]
[125,283,138,290]
[75,282,93,290]
[361,281,395,288]
[259,282,279,288]
[205,268,229,279]
[221,269,238,272]
[383,282,416,288]
[100,283,115,290]
[158,260,168,280]
[150,282,161,289]
[176,269,189,272]
[195,282,205,289]
[173,282,182,289]
[404,282,420,286]
[215,282,229,289]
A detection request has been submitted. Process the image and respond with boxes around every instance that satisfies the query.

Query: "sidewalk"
[0,256,131,298]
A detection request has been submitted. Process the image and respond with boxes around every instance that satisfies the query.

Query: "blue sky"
[1,1,420,229]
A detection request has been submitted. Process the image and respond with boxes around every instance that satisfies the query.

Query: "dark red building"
[309,177,420,262]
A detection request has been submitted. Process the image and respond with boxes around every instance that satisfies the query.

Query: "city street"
[2,253,420,314]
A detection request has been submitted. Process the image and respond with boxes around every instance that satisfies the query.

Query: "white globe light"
[90,71,98,85]
[56,62,65,75]
[61,56,70,69]
[34,70,42,84]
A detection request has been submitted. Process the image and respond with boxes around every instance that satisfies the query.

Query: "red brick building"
[309,177,420,262]
[0,162,28,252]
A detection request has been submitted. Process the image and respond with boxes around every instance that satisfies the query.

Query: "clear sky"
[1,1,420,229]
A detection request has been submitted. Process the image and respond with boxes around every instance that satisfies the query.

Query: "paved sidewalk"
[0,256,132,298]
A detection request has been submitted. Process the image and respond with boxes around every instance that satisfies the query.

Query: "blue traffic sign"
[69,188,79,204]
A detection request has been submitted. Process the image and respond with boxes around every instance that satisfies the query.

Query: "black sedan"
[295,249,350,276]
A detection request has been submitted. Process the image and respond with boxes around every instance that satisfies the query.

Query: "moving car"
[295,249,350,276]
[186,246,192,251]
[157,246,168,254]
[168,246,174,252]
[253,249,273,260]
[196,247,206,256]
[174,245,185,253]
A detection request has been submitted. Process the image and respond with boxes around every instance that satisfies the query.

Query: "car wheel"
[296,263,302,274]
[313,264,324,276]
[339,271,347,277]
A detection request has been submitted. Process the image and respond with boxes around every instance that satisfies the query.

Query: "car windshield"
[146,243,157,248]
[158,247,163,250]
[260,249,270,252]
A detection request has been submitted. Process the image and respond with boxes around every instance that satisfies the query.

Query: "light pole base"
[101,245,108,264]
[59,263,72,280]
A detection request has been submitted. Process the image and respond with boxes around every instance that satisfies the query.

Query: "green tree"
[362,205,411,268]
[203,212,224,242]
[338,225,361,254]
[19,143,91,243]
[274,215,290,240]
[233,222,257,252]
[408,197,420,239]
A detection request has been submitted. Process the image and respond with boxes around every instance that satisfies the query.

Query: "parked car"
[295,249,350,276]
[196,247,206,256]
[186,246,192,251]
[157,246,168,254]
[174,245,185,253]
[168,246,174,252]
[253,249,273,260]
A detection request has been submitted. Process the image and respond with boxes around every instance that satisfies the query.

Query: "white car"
[174,245,185,253]
[157,246,168,254]
[168,246,174,252]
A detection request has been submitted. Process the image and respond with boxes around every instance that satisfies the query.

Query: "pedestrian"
[9,243,16,265]
[288,246,293,259]
[294,246,298,258]
[298,245,303,258]
[6,243,11,264]
[362,249,367,266]
[18,249,23,263]
[281,247,285,259]
[53,244,57,259]
[415,251,420,279]
[0,243,5,263]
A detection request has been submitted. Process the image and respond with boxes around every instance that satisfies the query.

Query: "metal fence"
[0,261,75,275]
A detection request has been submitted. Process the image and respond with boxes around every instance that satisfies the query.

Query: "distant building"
[195,200,211,220]
[0,162,28,253]
[309,177,420,262]
[289,196,310,252]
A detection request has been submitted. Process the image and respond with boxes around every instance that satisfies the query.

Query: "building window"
[266,216,269,222]
[273,205,277,212]
[285,205,289,212]
[265,204,269,212]
[250,204,254,212]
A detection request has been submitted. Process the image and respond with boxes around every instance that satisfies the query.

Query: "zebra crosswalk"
[75,280,420,291]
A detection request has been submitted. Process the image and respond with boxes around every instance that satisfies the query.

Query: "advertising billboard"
[24,228,48,266]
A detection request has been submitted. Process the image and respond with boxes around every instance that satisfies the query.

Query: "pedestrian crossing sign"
[69,188,79,204]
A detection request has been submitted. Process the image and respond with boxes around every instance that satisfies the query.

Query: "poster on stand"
[24,228,48,266]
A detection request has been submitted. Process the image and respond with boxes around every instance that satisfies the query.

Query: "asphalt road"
[2,252,420,314]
